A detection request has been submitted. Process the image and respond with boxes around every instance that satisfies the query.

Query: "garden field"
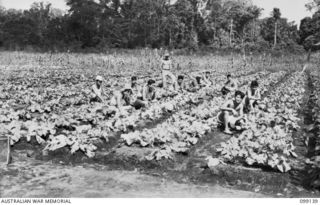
[1,50,320,197]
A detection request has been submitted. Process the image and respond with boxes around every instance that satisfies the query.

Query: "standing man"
[90,75,104,103]
[161,51,177,90]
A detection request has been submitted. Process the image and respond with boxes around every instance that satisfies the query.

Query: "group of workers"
[90,51,262,134]
[218,80,261,134]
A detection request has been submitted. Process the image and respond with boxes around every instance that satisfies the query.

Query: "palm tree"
[272,8,281,48]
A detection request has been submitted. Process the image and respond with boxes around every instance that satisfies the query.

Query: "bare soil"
[0,151,265,198]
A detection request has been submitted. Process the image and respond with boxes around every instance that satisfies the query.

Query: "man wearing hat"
[90,75,104,103]
[161,51,177,90]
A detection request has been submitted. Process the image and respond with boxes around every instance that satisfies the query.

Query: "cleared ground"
[1,151,265,198]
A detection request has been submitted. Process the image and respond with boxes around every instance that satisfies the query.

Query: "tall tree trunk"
[157,15,160,44]
[229,19,233,47]
[274,21,277,48]
[190,15,198,49]
[169,28,172,47]
[242,27,246,61]
[128,22,131,48]
[251,20,255,39]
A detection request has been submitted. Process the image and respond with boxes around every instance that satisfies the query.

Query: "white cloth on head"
[96,76,103,81]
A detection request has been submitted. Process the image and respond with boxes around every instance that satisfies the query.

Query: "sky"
[0,0,313,25]
[252,0,312,24]
[1,0,69,11]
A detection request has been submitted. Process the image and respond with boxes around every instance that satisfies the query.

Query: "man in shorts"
[221,74,238,96]
[218,90,245,134]
[177,75,188,92]
[161,51,177,90]
[244,80,261,113]
[110,84,134,115]
[203,71,213,86]
[130,76,143,101]
[197,71,212,87]
[142,79,157,102]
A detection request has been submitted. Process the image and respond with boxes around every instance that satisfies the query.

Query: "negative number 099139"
[300,199,319,204]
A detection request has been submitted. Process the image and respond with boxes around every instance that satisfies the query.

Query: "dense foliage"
[0,0,311,52]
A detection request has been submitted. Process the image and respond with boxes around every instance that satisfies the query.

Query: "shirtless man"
[130,76,143,101]
[245,80,261,113]
[177,75,188,92]
[203,71,213,86]
[221,74,238,96]
[142,79,157,102]
[184,74,201,92]
[218,91,245,134]
[198,71,212,87]
[110,85,134,115]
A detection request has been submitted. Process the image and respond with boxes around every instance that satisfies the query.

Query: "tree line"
[0,0,319,53]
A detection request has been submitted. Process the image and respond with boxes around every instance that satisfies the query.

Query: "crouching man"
[244,80,261,113]
[142,79,157,102]
[218,90,246,134]
[110,85,135,115]
[221,74,238,97]
[90,75,104,103]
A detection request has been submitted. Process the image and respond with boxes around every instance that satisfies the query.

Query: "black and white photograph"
[0,0,320,201]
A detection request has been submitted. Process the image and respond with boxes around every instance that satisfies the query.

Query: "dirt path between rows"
[0,152,265,198]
